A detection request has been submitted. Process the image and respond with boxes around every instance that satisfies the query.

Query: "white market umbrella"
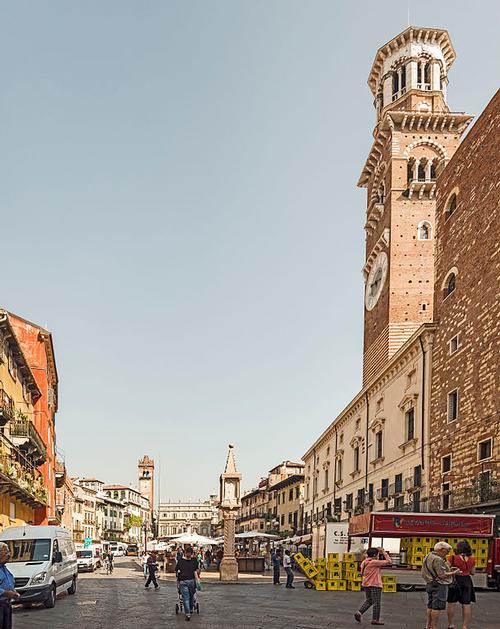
[235,531,280,540]
[170,533,220,546]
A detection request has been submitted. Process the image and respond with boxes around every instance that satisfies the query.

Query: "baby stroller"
[175,580,200,615]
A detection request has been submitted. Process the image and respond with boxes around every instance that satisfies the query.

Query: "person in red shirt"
[446,540,476,629]
[354,547,392,626]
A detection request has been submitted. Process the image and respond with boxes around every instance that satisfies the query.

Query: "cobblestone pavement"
[12,558,500,629]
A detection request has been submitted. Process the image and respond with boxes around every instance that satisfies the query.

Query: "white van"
[76,545,102,572]
[0,525,78,608]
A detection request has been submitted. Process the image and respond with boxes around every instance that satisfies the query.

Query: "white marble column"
[409,60,418,90]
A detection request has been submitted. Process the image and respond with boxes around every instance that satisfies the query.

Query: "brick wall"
[430,89,500,508]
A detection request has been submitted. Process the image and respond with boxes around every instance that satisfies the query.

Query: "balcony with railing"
[428,480,500,512]
[0,452,48,508]
[55,460,67,489]
[0,390,15,427]
[10,417,47,465]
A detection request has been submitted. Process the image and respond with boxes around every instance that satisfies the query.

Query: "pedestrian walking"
[204,549,212,570]
[446,540,476,629]
[145,551,160,590]
[283,550,294,588]
[196,549,204,570]
[176,547,184,564]
[354,547,392,626]
[176,546,201,621]
[0,542,19,629]
[421,542,461,629]
[271,548,281,585]
[216,547,223,569]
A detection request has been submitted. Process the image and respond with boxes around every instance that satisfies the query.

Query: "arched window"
[424,63,431,85]
[430,161,437,180]
[407,161,413,184]
[444,272,456,298]
[392,72,399,95]
[445,191,458,219]
[418,221,432,240]
[418,162,426,181]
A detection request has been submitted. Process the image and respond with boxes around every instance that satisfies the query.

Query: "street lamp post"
[143,523,148,554]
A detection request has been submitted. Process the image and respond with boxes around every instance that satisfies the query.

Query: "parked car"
[76,546,102,572]
[0,525,78,608]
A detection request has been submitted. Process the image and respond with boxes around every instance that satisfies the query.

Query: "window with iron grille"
[448,390,459,422]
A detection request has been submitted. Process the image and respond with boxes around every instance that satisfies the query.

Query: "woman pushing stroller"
[176,546,201,621]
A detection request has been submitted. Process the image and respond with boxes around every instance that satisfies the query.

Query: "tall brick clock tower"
[359,27,472,385]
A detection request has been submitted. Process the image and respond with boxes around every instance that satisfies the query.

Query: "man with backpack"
[421,542,461,629]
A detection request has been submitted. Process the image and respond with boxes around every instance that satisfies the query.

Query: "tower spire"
[223,443,238,474]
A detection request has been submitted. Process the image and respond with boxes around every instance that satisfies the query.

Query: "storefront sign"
[370,513,494,537]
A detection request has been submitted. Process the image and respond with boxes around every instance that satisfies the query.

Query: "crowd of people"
[0,537,479,627]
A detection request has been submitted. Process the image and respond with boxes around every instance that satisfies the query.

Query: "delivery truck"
[347,511,499,591]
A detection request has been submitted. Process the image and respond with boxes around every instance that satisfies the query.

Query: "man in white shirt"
[283,550,295,589]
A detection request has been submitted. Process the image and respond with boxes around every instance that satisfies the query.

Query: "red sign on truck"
[369,513,494,537]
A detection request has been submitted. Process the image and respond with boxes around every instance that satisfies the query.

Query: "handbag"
[447,555,459,593]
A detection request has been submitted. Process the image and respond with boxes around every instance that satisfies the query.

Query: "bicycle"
[105,559,114,575]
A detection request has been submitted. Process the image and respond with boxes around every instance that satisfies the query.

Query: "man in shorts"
[421,542,461,629]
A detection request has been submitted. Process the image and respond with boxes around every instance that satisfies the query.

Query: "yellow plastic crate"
[327,569,342,579]
[343,561,358,570]
[383,583,397,593]
[342,553,356,562]
[327,579,346,591]
[348,581,361,591]
[315,558,326,565]
[327,553,339,561]
[412,554,424,566]
[304,566,319,578]
[294,552,306,563]
[315,580,327,591]
[382,575,397,584]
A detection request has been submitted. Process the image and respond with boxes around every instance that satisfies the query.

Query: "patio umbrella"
[169,532,220,546]
[235,531,280,540]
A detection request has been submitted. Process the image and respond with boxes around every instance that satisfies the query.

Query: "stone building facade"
[267,474,304,535]
[158,499,218,538]
[104,484,151,543]
[303,325,434,532]
[237,461,304,534]
[429,89,500,514]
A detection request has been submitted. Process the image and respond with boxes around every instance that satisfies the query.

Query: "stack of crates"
[382,575,397,593]
[467,538,489,569]
[314,557,327,590]
[326,552,346,591]
[401,536,489,570]
[293,552,318,580]
[342,552,360,591]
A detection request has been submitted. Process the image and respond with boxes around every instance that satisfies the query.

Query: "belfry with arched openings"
[358,27,473,385]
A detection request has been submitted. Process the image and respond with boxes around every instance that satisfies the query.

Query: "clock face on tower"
[365,251,388,311]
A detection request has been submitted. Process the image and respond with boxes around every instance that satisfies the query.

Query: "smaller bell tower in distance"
[138,455,155,511]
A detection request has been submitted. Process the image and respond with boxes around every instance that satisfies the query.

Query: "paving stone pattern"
[12,558,500,628]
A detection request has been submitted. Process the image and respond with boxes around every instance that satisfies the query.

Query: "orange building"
[9,313,59,525]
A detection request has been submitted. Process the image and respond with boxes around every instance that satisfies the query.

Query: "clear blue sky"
[1,1,499,502]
